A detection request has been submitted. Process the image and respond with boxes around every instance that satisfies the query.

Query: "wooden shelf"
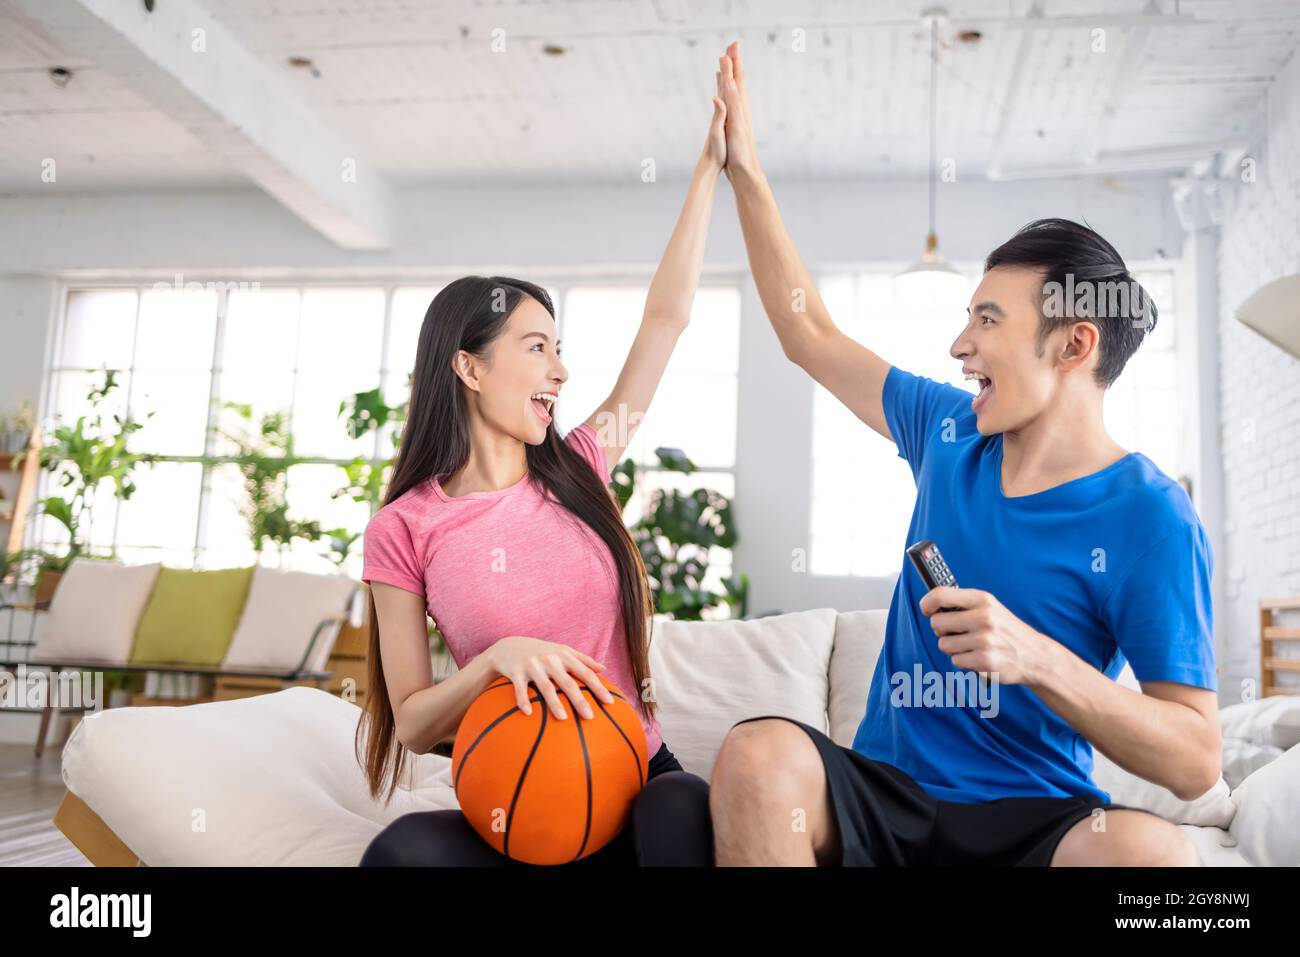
[1261,597,1300,698]
[1,432,40,554]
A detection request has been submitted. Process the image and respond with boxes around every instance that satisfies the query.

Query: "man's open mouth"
[964,372,993,411]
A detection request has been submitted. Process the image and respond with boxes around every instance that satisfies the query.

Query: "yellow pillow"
[130,566,254,666]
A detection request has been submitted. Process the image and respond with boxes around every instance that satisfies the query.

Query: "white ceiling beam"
[11,0,394,249]
[1081,20,1153,167]
[986,2,1041,182]
[988,141,1250,181]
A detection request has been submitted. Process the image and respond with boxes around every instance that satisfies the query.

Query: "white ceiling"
[0,0,1297,192]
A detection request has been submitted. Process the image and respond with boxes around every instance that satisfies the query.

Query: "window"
[554,285,741,605]
[809,270,978,577]
[1102,269,1180,481]
[39,280,743,593]
[42,285,392,577]
[808,266,1182,578]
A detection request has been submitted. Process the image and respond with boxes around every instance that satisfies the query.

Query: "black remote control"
[906,540,991,691]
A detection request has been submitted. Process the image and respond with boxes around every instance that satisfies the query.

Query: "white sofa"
[59,607,1300,866]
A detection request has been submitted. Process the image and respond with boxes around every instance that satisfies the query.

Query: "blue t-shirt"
[851,365,1218,804]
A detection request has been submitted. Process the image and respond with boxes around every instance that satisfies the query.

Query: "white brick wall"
[1216,48,1300,700]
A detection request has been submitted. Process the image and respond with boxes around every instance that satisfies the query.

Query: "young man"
[708,42,1220,866]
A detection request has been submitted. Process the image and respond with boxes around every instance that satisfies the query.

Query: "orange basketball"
[451,674,649,865]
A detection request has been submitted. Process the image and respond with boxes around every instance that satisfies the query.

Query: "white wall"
[0,174,1185,623]
[1215,48,1300,700]
[0,277,58,413]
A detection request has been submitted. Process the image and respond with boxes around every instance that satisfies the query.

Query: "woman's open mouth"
[529,391,556,425]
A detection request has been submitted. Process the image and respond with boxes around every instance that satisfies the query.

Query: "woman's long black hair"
[356,276,655,803]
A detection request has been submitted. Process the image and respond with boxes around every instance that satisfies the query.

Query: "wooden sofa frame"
[53,790,146,867]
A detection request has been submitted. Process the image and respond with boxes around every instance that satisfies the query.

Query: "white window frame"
[36,271,746,576]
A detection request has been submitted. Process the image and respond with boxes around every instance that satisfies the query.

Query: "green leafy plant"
[334,385,406,508]
[612,449,748,621]
[101,669,144,696]
[207,402,321,557]
[0,548,43,605]
[339,386,406,446]
[17,369,157,568]
[327,386,408,566]
[321,527,362,569]
[0,548,40,584]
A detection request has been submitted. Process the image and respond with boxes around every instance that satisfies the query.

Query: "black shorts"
[732,715,1166,866]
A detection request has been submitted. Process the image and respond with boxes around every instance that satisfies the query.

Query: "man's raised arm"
[718,40,895,443]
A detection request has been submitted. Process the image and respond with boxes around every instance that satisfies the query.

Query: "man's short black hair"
[984,217,1158,387]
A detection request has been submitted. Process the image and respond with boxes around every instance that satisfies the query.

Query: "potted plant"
[4,401,35,453]
[100,668,144,708]
[323,384,407,568]
[16,370,156,576]
[206,402,323,561]
[612,448,749,621]
[0,548,41,606]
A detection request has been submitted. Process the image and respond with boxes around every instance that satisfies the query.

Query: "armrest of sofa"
[0,599,51,662]
[295,613,348,676]
[60,686,460,865]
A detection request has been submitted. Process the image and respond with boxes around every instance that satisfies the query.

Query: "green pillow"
[130,566,254,666]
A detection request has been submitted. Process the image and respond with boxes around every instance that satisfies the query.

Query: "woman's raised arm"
[583,82,727,472]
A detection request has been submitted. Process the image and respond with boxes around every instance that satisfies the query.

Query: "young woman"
[354,85,730,867]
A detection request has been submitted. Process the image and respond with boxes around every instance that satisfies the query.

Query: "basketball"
[451,674,650,865]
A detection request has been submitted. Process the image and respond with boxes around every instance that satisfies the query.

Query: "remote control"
[906,540,991,691]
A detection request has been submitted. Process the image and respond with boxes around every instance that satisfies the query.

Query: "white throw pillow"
[1090,661,1235,827]
[1222,738,1283,791]
[223,567,358,673]
[1089,746,1236,828]
[827,609,888,747]
[649,608,838,780]
[1229,741,1300,866]
[33,558,161,663]
[1220,695,1300,750]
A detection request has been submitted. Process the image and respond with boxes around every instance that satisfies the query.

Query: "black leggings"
[359,743,714,866]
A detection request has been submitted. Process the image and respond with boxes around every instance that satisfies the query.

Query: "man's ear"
[1058,320,1101,373]
[451,349,482,393]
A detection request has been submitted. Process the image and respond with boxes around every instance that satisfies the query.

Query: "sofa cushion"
[33,558,161,663]
[60,687,456,865]
[828,609,888,746]
[130,566,254,666]
[648,608,838,779]
[1228,741,1300,866]
[223,567,357,673]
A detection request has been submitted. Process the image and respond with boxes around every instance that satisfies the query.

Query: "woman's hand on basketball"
[485,635,615,720]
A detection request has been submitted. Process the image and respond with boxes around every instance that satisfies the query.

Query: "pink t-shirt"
[361,421,662,756]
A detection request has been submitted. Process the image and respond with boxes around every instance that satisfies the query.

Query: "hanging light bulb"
[896,8,968,309]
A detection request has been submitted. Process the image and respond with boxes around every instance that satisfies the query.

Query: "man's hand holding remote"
[918,586,1055,687]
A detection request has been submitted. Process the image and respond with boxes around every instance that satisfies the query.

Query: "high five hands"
[715,40,759,183]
